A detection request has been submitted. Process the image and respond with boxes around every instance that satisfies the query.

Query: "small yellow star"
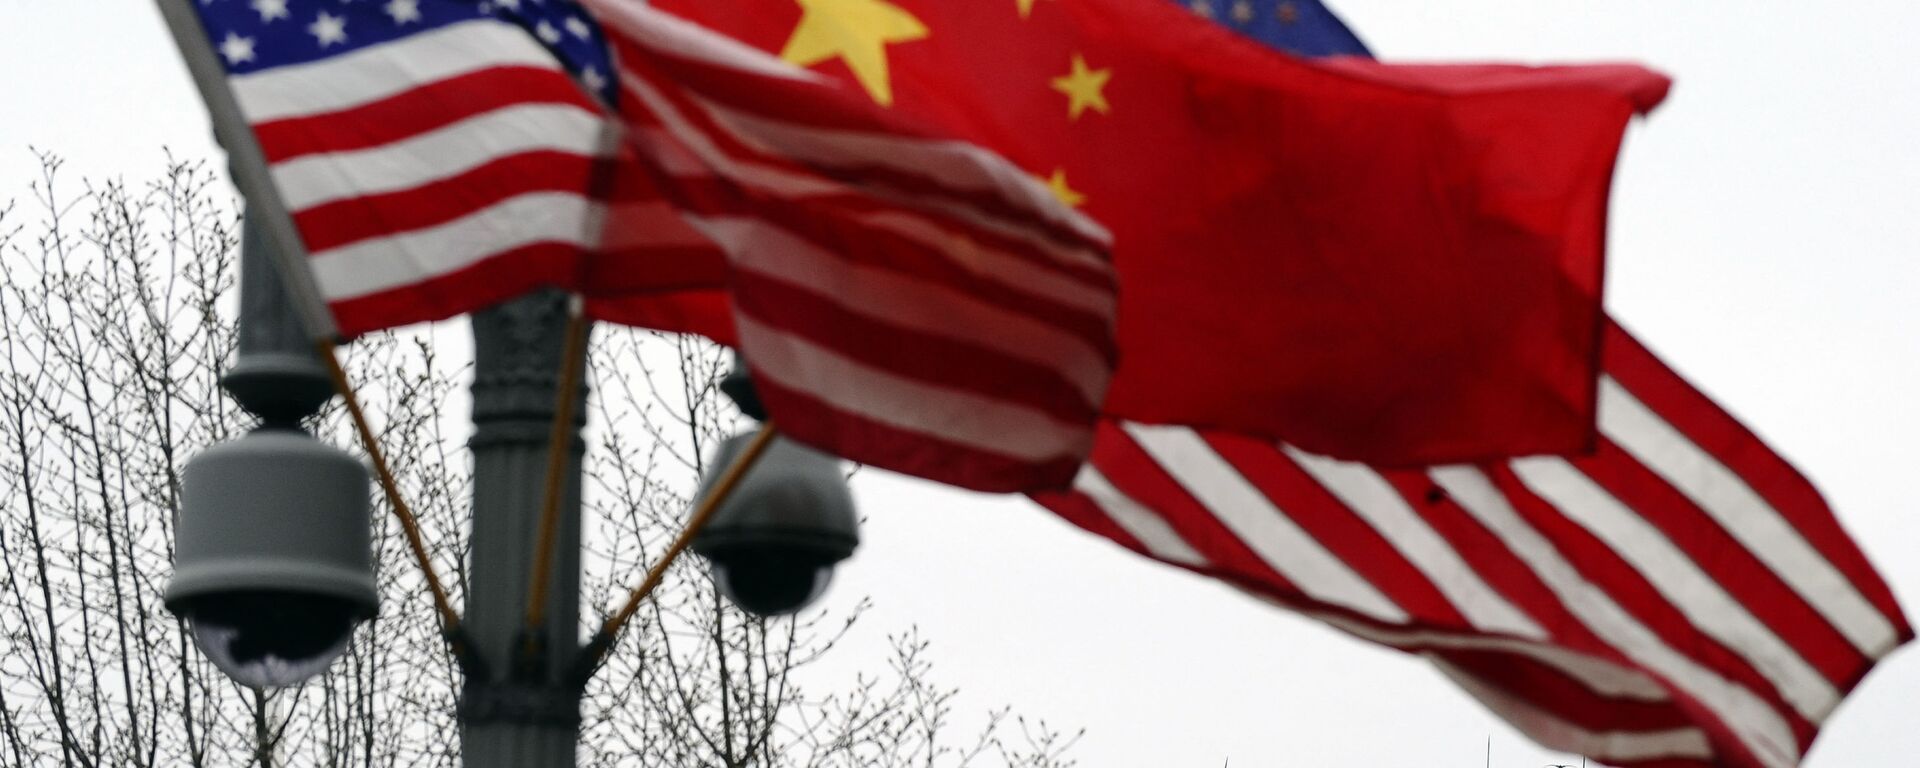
[1015,0,1051,19]
[1050,54,1112,120]
[1277,1,1300,24]
[1043,168,1085,207]
[779,0,928,106]
[1190,0,1214,20]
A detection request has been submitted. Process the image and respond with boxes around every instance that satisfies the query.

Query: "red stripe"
[628,170,1116,357]
[584,289,736,345]
[1602,323,1912,641]
[1435,650,1697,733]
[733,277,1100,422]
[581,243,729,298]
[253,66,601,162]
[751,374,1084,493]
[327,241,583,338]
[292,151,609,252]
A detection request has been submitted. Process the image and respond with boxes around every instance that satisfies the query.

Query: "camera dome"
[692,431,858,617]
[165,427,378,688]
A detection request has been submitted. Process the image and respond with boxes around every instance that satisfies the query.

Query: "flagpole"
[149,0,339,341]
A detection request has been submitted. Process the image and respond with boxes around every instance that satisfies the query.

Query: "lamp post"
[459,291,589,767]
[171,212,863,766]
[163,214,378,691]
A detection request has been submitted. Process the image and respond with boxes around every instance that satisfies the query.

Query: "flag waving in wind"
[1024,3,1911,767]
[164,0,1118,491]
[171,0,733,338]
[644,0,1670,465]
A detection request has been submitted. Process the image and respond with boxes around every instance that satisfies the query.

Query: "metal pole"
[221,212,333,423]
[459,290,589,767]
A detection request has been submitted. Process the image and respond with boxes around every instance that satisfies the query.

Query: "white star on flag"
[309,11,348,47]
[384,0,422,24]
[496,0,520,10]
[565,15,592,40]
[536,20,561,43]
[251,0,289,22]
[580,65,607,94]
[218,33,255,64]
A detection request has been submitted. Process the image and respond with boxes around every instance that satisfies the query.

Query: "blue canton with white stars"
[193,0,620,104]
[1182,0,1371,58]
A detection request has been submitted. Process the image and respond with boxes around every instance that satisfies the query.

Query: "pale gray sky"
[3,1,1915,766]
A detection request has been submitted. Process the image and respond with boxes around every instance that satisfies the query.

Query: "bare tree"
[0,152,1079,768]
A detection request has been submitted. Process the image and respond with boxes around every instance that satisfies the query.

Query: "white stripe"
[1285,447,1547,640]
[233,20,562,122]
[310,191,597,300]
[271,103,608,211]
[1071,465,1208,567]
[1511,458,1842,723]
[733,314,1090,465]
[1431,466,1802,768]
[1429,656,1717,763]
[1310,611,1668,701]
[621,74,1112,275]
[581,0,823,83]
[1126,425,1408,624]
[691,94,1112,246]
[1600,377,1898,658]
[690,216,1109,407]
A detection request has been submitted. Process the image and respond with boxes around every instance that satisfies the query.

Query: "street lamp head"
[164,426,378,689]
[692,430,858,617]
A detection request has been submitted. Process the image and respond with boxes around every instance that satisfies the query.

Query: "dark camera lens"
[184,590,361,688]
[710,548,833,617]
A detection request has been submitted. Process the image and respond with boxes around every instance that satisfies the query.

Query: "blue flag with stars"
[1183,0,1371,58]
[198,0,620,104]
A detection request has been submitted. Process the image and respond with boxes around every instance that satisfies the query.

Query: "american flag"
[1025,3,1912,766]
[184,0,732,336]
[584,0,1119,492]
[176,0,1118,491]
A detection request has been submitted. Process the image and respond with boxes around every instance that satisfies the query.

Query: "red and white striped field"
[1034,323,1910,768]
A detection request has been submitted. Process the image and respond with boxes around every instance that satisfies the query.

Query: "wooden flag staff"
[522,304,591,635]
[316,340,466,645]
[574,422,780,680]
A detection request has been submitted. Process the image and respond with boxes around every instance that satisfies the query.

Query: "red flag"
[1031,321,1911,768]
[631,0,1668,464]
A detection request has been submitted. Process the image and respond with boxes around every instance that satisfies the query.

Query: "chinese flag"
[640,0,1669,464]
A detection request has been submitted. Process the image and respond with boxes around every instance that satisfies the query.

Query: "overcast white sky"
[3,1,1916,766]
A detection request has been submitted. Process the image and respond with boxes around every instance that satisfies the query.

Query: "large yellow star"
[779,0,928,106]
[1015,0,1051,18]
[1050,54,1112,120]
[1044,168,1085,207]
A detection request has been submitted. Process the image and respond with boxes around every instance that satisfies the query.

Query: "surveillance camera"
[692,431,858,617]
[165,427,378,689]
